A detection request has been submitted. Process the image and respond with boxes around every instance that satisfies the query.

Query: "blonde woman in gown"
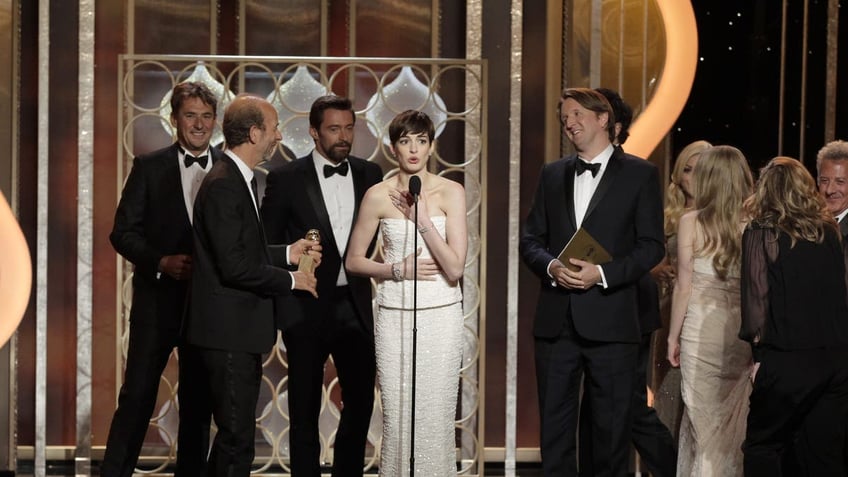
[346,110,467,476]
[667,146,754,476]
[651,140,711,436]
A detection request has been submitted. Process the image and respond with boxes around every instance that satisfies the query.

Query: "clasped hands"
[159,254,192,280]
[289,238,322,298]
[550,258,601,290]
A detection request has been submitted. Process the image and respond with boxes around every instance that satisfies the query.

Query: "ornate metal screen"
[116,55,486,475]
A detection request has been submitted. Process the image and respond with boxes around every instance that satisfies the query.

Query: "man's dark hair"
[388,110,435,145]
[595,87,633,145]
[223,95,266,148]
[309,95,356,130]
[170,81,218,117]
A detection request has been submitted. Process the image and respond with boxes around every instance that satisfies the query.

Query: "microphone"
[407,172,422,476]
[408,175,421,203]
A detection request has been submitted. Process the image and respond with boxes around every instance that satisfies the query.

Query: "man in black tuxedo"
[182,94,318,476]
[578,88,677,477]
[261,95,382,476]
[814,139,848,472]
[104,81,222,477]
[520,87,665,476]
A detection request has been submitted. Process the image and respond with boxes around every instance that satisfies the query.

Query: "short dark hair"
[170,81,217,117]
[560,87,616,143]
[309,95,356,130]
[388,110,435,145]
[595,87,633,145]
[223,95,266,148]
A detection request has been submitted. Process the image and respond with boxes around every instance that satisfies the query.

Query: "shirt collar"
[179,145,211,159]
[577,144,614,171]
[312,149,349,177]
[224,149,255,184]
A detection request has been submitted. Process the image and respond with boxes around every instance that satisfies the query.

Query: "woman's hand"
[400,247,440,281]
[390,187,431,224]
[667,338,681,368]
[652,262,676,284]
[749,362,761,383]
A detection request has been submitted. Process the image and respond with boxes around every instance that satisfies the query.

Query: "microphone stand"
[409,192,419,477]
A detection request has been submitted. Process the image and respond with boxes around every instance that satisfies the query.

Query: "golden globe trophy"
[297,228,321,274]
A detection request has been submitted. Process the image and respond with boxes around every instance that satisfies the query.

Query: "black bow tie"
[183,153,209,169]
[324,162,349,178]
[575,159,600,177]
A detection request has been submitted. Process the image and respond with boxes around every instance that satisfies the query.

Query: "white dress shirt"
[312,150,356,286]
[547,144,615,288]
[178,147,212,224]
[573,144,614,227]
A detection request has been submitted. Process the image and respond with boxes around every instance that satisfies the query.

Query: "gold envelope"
[557,228,612,272]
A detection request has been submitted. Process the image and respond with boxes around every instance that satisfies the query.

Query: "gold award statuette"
[297,229,321,274]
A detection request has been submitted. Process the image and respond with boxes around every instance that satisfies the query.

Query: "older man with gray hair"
[817,140,848,238]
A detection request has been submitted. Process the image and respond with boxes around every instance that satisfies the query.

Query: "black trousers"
[743,348,848,477]
[282,288,376,477]
[100,320,207,477]
[535,312,639,477]
[579,331,677,477]
[184,345,262,477]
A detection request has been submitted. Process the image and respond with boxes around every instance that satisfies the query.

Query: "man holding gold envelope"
[520,87,665,477]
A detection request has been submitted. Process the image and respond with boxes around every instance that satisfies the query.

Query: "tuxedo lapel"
[161,144,192,229]
[223,156,271,259]
[301,158,339,253]
[563,157,578,230]
[584,150,623,221]
[840,216,848,239]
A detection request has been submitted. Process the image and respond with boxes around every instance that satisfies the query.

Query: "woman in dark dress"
[740,156,848,476]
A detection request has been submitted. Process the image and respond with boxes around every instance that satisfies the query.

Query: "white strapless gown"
[375,217,463,477]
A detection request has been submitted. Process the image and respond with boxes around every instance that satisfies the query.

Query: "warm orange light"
[628,0,699,158]
[0,193,31,348]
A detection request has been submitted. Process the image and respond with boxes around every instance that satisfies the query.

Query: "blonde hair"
[745,156,836,246]
[665,140,712,237]
[692,145,753,280]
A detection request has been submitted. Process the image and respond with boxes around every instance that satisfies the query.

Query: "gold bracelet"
[391,262,404,281]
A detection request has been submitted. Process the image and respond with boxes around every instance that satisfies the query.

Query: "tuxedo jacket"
[185,155,293,354]
[520,147,665,343]
[110,143,223,328]
[260,154,383,332]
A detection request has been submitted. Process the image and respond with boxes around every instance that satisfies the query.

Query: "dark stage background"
[673,1,848,173]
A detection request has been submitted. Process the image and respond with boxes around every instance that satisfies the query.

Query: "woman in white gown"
[346,110,467,476]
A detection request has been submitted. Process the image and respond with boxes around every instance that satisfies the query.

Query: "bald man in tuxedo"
[182,94,318,476]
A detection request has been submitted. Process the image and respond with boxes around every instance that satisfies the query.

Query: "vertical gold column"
[778,0,788,156]
[35,0,49,475]
[589,0,601,87]
[505,0,523,474]
[799,0,809,162]
[545,1,563,167]
[825,0,838,143]
[76,0,95,475]
[464,1,484,473]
